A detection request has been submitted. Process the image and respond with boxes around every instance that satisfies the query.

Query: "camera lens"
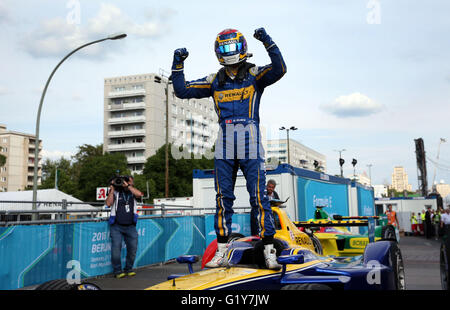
[114,177,123,186]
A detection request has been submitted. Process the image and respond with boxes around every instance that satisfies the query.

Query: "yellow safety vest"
[421,213,425,221]
[434,213,441,223]
[411,216,417,224]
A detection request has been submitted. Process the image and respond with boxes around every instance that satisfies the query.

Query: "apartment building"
[436,181,450,199]
[103,73,218,174]
[390,166,413,192]
[0,124,42,191]
[265,139,327,172]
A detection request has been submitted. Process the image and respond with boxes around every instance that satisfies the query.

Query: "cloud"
[41,149,74,161]
[21,3,173,58]
[321,92,384,118]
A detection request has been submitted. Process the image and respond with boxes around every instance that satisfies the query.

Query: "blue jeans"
[110,224,138,274]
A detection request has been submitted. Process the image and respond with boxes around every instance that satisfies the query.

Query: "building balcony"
[108,102,146,111]
[127,156,146,164]
[108,143,146,151]
[28,143,43,150]
[108,115,146,124]
[108,129,146,137]
[107,89,146,98]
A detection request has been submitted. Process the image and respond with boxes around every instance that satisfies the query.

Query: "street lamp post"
[351,158,358,180]
[334,149,346,177]
[154,69,172,198]
[279,126,298,166]
[32,33,127,218]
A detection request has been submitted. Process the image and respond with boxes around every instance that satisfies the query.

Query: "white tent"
[0,189,103,212]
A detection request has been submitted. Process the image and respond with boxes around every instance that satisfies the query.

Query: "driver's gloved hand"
[172,47,189,70]
[253,27,275,49]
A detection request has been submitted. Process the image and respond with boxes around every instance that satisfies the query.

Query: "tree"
[39,157,77,194]
[143,144,214,202]
[38,144,130,202]
[76,151,130,202]
[132,173,157,204]
[387,187,415,198]
[71,144,104,181]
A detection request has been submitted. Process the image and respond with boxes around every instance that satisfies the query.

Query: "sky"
[0,0,449,188]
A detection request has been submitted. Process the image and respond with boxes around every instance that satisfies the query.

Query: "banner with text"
[0,216,205,290]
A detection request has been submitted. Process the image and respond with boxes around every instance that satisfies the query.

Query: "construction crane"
[432,138,446,190]
[414,138,428,196]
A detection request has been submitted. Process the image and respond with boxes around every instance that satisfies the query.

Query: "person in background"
[266,179,280,201]
[441,207,450,239]
[411,212,418,236]
[386,204,399,227]
[425,207,432,239]
[417,211,423,235]
[106,175,143,279]
[433,209,441,240]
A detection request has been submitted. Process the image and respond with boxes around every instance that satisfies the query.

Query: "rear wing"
[294,219,370,228]
[294,218,377,242]
[332,215,379,221]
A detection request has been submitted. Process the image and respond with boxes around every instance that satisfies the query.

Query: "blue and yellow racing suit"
[171,42,286,243]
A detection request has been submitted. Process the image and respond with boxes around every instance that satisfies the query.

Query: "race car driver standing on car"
[171,28,286,269]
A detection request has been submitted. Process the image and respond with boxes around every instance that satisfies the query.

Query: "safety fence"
[0,201,251,290]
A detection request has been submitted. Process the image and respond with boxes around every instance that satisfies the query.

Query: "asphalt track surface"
[84,235,443,290]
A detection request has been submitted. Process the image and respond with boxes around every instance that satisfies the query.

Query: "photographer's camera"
[111,175,130,191]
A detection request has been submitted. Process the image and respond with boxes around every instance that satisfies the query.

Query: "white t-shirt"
[441,213,450,225]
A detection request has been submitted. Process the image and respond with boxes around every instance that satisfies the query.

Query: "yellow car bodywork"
[147,207,331,290]
[295,219,382,257]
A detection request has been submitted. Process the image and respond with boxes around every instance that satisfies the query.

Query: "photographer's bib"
[112,191,136,225]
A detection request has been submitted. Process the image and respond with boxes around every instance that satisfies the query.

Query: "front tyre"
[381,225,397,242]
[389,242,406,290]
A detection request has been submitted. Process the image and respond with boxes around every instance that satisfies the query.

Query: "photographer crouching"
[106,175,143,279]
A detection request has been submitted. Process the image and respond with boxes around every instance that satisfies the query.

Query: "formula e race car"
[147,201,405,290]
[294,206,398,257]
